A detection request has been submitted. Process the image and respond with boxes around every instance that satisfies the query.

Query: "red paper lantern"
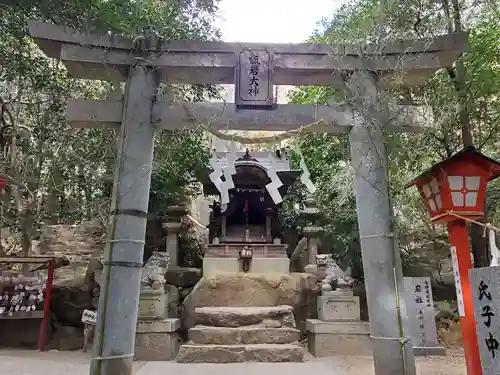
[408,146,500,225]
[0,177,6,192]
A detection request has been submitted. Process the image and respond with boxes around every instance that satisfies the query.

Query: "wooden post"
[265,208,272,242]
[38,257,55,352]
[448,220,482,375]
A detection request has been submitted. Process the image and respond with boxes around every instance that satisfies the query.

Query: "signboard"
[450,246,466,317]
[235,49,274,109]
[403,277,440,349]
[469,266,500,375]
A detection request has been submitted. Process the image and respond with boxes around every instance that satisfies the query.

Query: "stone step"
[176,343,304,363]
[194,305,295,327]
[188,325,300,345]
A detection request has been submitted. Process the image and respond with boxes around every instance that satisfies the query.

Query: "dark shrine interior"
[226,198,266,226]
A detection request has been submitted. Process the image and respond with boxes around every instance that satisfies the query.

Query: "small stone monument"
[469,266,500,375]
[403,277,445,356]
[135,251,181,361]
[306,254,371,357]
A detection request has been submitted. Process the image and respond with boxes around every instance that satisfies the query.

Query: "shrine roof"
[212,150,294,172]
[202,169,301,196]
[201,151,301,196]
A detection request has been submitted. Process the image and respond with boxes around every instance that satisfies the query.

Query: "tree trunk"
[442,0,490,267]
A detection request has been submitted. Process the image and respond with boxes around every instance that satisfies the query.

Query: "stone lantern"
[301,193,323,266]
[162,205,188,318]
[162,205,188,267]
[409,146,500,375]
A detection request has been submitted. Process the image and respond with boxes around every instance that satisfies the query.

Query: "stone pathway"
[0,349,467,375]
[0,350,348,375]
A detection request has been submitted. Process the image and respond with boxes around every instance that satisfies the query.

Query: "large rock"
[48,325,84,351]
[50,258,102,326]
[181,273,317,333]
[51,275,92,326]
[165,266,202,288]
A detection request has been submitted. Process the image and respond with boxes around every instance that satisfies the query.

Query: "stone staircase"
[176,305,304,363]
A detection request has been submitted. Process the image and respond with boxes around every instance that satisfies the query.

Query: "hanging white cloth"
[488,224,500,267]
[209,154,222,193]
[296,146,316,194]
[265,151,283,204]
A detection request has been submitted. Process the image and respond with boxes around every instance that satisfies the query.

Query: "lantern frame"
[408,146,500,225]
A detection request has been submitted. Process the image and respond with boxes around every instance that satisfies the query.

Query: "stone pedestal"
[135,289,181,361]
[307,290,370,357]
[139,289,167,319]
[135,318,181,361]
[203,257,290,276]
[304,264,318,275]
[306,319,371,356]
[203,243,290,276]
[317,294,360,321]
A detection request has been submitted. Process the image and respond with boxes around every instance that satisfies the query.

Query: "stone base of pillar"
[138,289,167,320]
[413,346,446,356]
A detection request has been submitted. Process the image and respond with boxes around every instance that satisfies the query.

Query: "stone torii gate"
[28,22,467,375]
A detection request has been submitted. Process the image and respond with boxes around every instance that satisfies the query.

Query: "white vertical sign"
[469,266,500,375]
[450,246,465,317]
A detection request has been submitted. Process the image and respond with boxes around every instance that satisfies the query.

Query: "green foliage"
[283,0,500,277]
[150,130,209,214]
[0,0,220,253]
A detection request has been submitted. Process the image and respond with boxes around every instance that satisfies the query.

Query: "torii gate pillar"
[348,71,416,375]
[90,65,157,375]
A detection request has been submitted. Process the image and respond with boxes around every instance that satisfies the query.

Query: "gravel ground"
[329,349,467,375]
[0,348,467,375]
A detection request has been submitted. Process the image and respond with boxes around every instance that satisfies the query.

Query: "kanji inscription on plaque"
[235,49,273,109]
